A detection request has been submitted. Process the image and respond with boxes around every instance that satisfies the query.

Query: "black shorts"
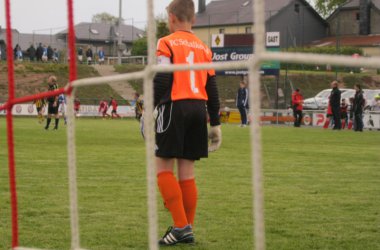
[36,107,43,113]
[111,109,117,114]
[48,103,58,115]
[155,100,208,160]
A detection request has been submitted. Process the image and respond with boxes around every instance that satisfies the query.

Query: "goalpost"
[2,0,380,250]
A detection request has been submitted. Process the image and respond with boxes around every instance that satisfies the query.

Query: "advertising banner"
[0,104,136,118]
[211,47,280,76]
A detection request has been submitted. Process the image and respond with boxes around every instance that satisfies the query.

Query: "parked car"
[364,89,380,110]
[335,89,380,110]
[303,88,350,110]
[302,89,331,110]
[319,89,355,109]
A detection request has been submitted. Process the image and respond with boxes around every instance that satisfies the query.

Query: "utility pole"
[335,4,341,80]
[117,0,122,65]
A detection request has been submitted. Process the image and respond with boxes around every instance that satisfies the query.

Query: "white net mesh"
[13,0,380,249]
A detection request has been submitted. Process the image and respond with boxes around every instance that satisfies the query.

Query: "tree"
[156,20,170,39]
[131,37,147,56]
[92,12,122,25]
[313,0,346,17]
[131,20,169,56]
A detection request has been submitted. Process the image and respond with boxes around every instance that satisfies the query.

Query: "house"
[56,22,144,57]
[314,0,380,56]
[193,0,327,48]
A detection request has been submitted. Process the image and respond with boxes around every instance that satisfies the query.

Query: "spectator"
[236,81,249,127]
[77,46,83,64]
[27,44,36,62]
[98,47,105,65]
[353,84,365,132]
[86,47,93,65]
[42,45,48,62]
[291,88,303,127]
[16,46,23,61]
[36,43,43,62]
[53,48,59,63]
[340,98,348,129]
[13,44,20,59]
[47,45,53,61]
[330,81,341,130]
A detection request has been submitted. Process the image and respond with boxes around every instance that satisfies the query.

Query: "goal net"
[1,0,379,250]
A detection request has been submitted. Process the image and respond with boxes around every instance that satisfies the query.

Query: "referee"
[45,75,60,130]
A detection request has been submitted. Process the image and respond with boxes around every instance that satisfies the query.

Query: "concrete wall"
[363,46,380,57]
[370,8,380,34]
[329,10,360,36]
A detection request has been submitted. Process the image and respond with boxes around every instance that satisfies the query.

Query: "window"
[294,3,300,13]
[245,27,252,34]
[90,29,99,35]
[242,0,250,7]
[356,12,360,21]
[219,28,225,34]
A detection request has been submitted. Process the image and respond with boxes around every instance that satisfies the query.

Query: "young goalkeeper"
[153,0,221,246]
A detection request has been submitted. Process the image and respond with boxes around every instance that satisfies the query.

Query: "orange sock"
[179,179,197,226]
[157,172,188,228]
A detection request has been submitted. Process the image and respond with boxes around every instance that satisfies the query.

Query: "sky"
[0,0,212,34]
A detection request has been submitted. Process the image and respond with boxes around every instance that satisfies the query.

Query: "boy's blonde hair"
[48,75,57,83]
[167,0,195,22]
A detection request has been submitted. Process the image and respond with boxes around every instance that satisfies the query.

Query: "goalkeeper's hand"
[208,125,222,152]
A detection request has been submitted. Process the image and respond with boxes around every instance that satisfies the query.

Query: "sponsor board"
[220,110,314,126]
[0,104,136,117]
[211,47,280,76]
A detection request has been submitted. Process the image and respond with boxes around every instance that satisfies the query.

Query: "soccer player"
[134,92,144,120]
[74,98,81,117]
[58,93,67,125]
[33,98,46,123]
[98,99,110,119]
[153,0,221,245]
[45,75,60,130]
[109,97,120,119]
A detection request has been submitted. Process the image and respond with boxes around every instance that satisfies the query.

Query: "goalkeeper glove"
[208,125,222,152]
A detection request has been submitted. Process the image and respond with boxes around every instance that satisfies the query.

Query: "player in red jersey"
[109,97,121,119]
[153,0,221,246]
[74,98,80,118]
[98,99,110,119]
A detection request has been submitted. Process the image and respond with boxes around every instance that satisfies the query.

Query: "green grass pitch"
[1,117,379,250]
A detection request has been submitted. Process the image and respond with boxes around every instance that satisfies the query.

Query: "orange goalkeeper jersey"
[156,30,215,101]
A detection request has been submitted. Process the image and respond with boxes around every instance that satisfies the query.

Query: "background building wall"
[370,7,380,34]
[193,24,253,46]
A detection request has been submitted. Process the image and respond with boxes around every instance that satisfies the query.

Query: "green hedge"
[281,46,363,71]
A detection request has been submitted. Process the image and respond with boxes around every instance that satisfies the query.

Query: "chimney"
[359,0,370,35]
[198,0,206,13]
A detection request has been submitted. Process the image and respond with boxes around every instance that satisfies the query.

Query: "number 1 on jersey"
[186,51,199,94]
